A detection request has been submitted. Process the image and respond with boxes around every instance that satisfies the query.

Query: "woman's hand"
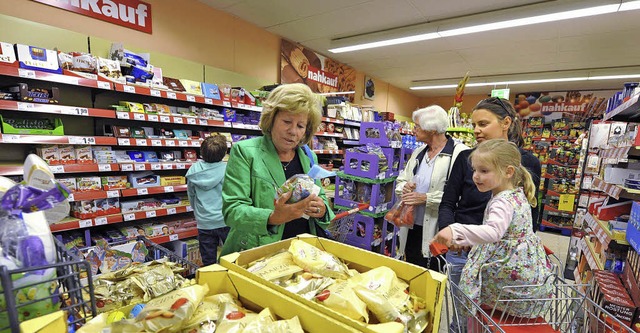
[432,227,453,247]
[304,194,326,218]
[268,192,315,225]
[401,192,427,205]
[402,181,416,194]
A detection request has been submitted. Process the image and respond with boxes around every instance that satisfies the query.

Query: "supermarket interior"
[0,0,640,332]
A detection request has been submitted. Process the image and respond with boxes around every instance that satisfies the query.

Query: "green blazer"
[220,136,335,256]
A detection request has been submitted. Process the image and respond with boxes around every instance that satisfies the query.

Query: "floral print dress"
[459,188,553,318]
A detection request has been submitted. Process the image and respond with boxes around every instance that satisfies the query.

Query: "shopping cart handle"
[332,203,369,221]
[543,245,554,256]
[429,242,448,256]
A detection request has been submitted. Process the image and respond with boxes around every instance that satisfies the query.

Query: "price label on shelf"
[17,102,35,111]
[134,163,146,171]
[187,118,196,125]
[165,140,176,147]
[106,190,119,198]
[150,89,161,97]
[79,219,93,228]
[174,117,184,124]
[49,165,65,173]
[223,101,231,107]
[192,141,200,147]
[97,81,111,89]
[67,193,75,201]
[163,186,174,193]
[98,164,112,172]
[123,213,135,221]
[166,92,177,99]
[136,139,148,146]
[2,135,20,143]
[151,139,162,147]
[94,217,108,226]
[148,114,159,122]
[160,116,171,123]
[116,112,130,119]
[187,95,196,102]
[169,234,179,241]
[151,163,161,170]
[186,206,193,212]
[176,163,186,169]
[121,164,133,171]
[223,121,232,127]
[146,211,157,218]
[69,136,96,145]
[118,138,131,146]
[162,163,173,170]
[179,140,189,147]
[134,113,146,121]
[167,207,177,215]
[123,85,136,93]
[204,98,213,105]
[199,119,208,126]
[137,188,149,195]
[74,107,89,116]
[18,69,36,79]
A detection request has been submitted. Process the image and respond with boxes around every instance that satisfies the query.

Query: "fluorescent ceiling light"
[329,0,640,53]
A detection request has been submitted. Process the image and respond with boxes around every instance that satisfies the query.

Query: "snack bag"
[135,284,207,332]
[315,279,369,322]
[288,239,350,280]
[181,293,238,333]
[276,174,319,204]
[246,250,303,282]
[279,272,334,300]
[215,301,258,333]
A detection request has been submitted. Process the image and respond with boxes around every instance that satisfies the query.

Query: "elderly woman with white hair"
[395,105,469,270]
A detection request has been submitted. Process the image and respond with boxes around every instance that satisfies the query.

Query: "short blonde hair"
[259,83,322,146]
[413,105,449,134]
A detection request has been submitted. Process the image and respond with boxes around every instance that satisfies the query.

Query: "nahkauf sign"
[33,0,152,34]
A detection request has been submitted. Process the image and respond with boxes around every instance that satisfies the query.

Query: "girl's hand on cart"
[432,226,453,247]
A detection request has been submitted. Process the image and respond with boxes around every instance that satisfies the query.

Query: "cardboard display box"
[197,265,369,333]
[219,234,446,333]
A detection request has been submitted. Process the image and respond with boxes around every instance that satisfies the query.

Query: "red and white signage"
[33,0,152,34]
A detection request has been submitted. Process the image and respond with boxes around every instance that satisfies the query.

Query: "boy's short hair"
[201,134,228,163]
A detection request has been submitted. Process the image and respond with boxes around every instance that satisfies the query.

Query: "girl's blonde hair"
[471,139,537,207]
[259,83,322,146]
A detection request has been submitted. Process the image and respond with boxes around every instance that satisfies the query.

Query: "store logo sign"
[32,0,152,34]
[307,66,338,88]
[541,102,586,113]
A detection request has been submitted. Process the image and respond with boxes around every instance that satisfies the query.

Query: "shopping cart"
[134,236,200,277]
[324,203,369,242]
[434,244,635,332]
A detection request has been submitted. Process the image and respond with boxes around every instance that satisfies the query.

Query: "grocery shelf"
[0,134,117,145]
[544,159,578,168]
[543,204,575,215]
[343,120,361,127]
[446,127,473,133]
[603,93,640,121]
[342,140,360,145]
[313,149,343,155]
[580,237,604,270]
[120,162,193,172]
[115,111,231,128]
[315,131,344,138]
[592,176,640,200]
[231,123,260,130]
[122,204,192,222]
[116,137,201,148]
[0,65,113,89]
[0,100,115,118]
[321,117,344,124]
[120,184,187,197]
[584,212,628,247]
[149,227,198,245]
[68,190,120,202]
[51,213,124,232]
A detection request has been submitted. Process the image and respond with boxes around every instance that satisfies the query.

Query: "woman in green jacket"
[220,83,335,256]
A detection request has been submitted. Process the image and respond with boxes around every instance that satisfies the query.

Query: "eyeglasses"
[478,97,511,116]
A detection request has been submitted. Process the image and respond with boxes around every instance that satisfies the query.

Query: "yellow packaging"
[160,176,185,186]
[220,234,446,333]
[19,310,67,333]
[119,101,145,113]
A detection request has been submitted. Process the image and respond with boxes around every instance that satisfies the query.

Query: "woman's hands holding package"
[401,181,426,205]
[268,192,325,225]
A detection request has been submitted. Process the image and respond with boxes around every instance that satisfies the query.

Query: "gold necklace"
[282,159,293,170]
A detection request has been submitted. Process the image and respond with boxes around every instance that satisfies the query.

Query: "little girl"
[432,139,552,318]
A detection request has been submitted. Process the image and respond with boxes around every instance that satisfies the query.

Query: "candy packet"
[135,284,207,332]
[314,279,369,322]
[246,250,303,283]
[275,174,319,204]
[288,239,350,280]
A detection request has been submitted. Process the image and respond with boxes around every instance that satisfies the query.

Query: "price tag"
[133,113,146,121]
[137,188,149,195]
[237,103,245,109]
[145,211,157,218]
[150,89,161,97]
[17,102,35,111]
[162,163,173,170]
[169,234,179,241]
[165,140,176,147]
[121,164,133,171]
[151,139,162,146]
[160,116,171,123]
[67,193,75,201]
[163,186,174,193]
[136,139,148,146]
[116,112,130,119]
[49,165,65,173]
[192,141,200,147]
[123,213,135,221]
[223,121,232,127]
[167,207,177,215]
[123,85,136,93]
[176,163,186,169]
[2,135,20,143]
[148,114,159,122]
[135,163,147,171]
[107,190,119,198]
[74,107,89,116]
[166,92,177,99]
[187,118,197,125]
[18,69,36,79]
[204,98,213,105]
[223,101,231,107]
[174,117,184,124]
[69,136,96,145]
[151,163,161,170]
[179,140,189,147]
[118,138,131,146]
[98,164,112,172]
[79,219,93,228]
[94,217,108,225]
[97,81,111,89]
[186,95,196,102]
[186,206,193,212]
[199,119,208,126]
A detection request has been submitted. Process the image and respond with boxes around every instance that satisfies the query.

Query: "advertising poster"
[513,90,615,123]
[280,39,356,101]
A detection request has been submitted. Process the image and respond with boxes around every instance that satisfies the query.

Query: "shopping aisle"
[537,230,569,269]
